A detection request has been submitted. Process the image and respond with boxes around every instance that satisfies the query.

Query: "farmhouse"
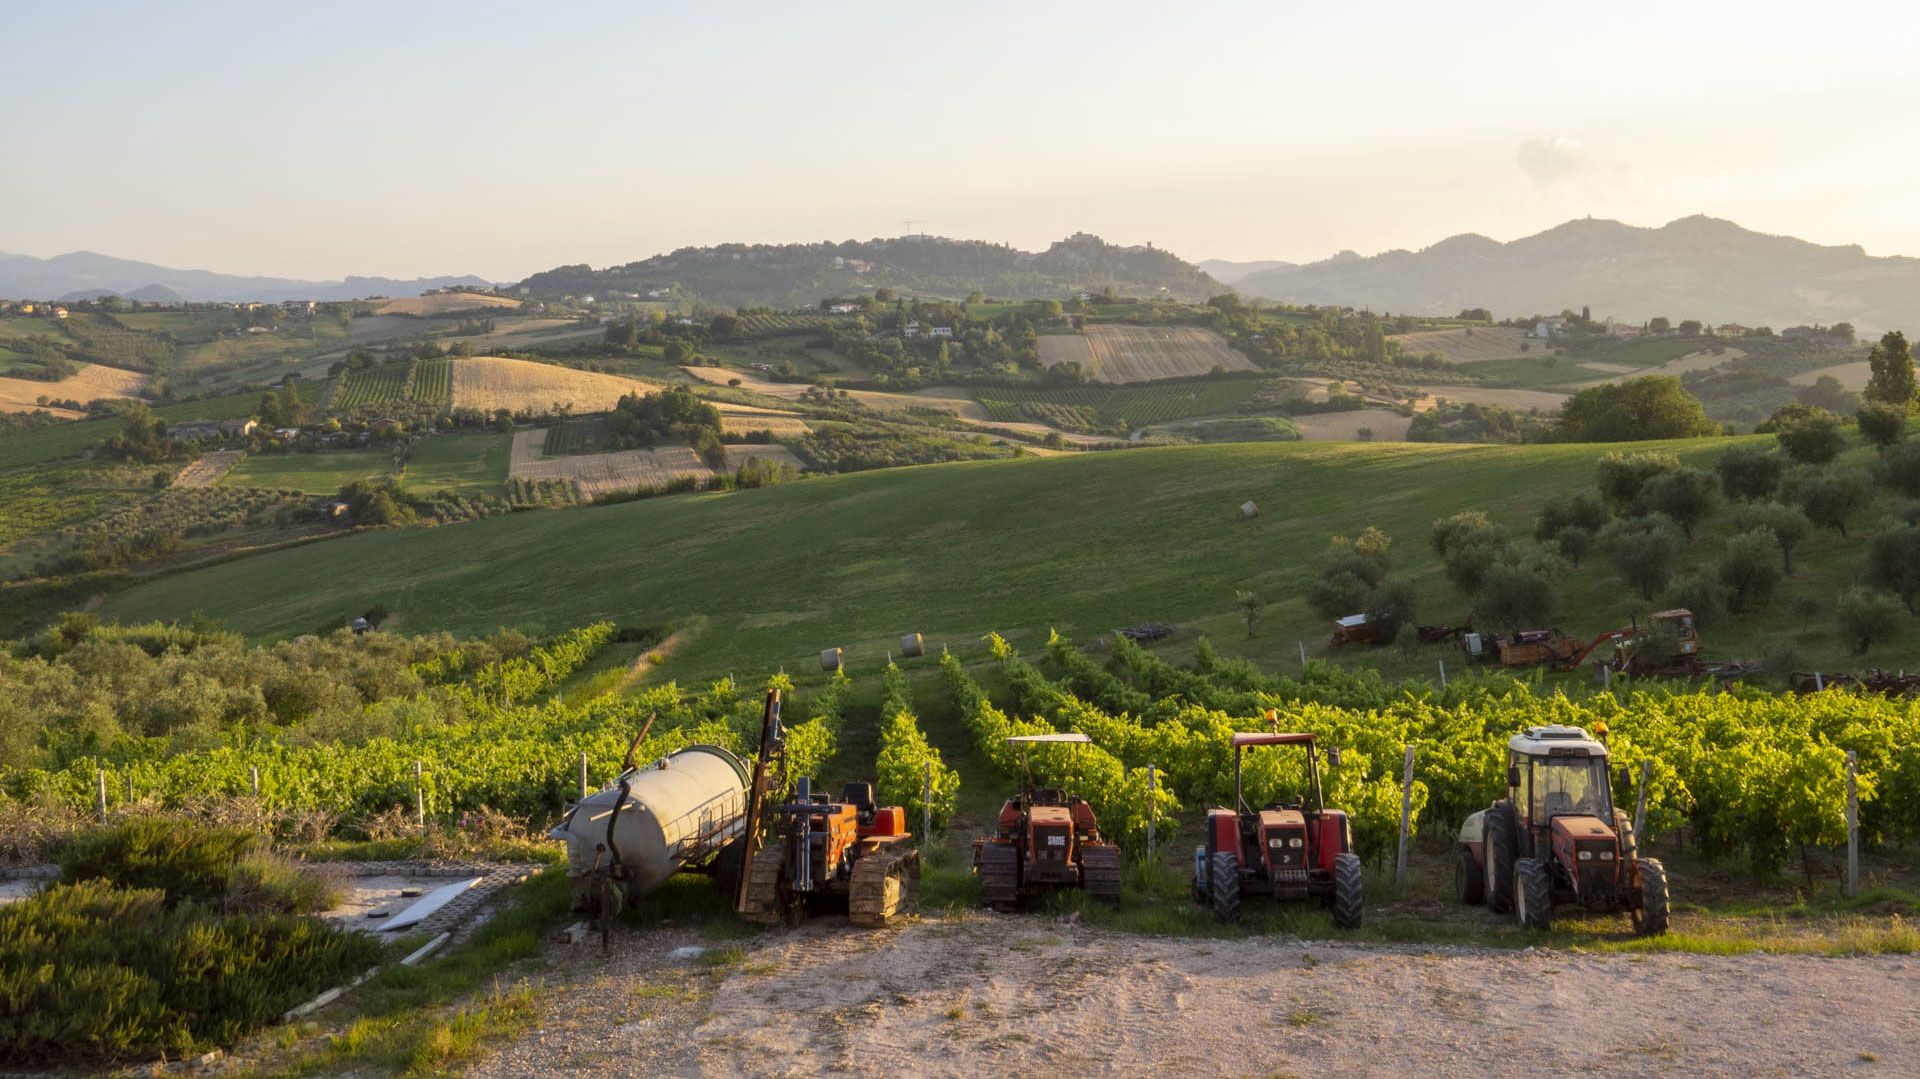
[828,302,860,314]
[1716,323,1749,336]
[1530,317,1567,338]
[166,422,221,440]
[928,326,954,338]
[218,418,258,438]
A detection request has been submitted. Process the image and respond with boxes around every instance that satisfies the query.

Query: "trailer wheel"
[1209,851,1241,923]
[1632,858,1670,936]
[1454,847,1485,905]
[1484,802,1519,913]
[1515,857,1552,931]
[1331,852,1364,929]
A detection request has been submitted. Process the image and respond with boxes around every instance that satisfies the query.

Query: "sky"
[4,0,1919,282]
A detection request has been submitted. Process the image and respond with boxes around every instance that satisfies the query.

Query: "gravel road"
[467,916,1918,1079]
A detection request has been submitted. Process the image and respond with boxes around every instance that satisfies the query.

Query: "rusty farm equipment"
[973,733,1123,910]
[1455,725,1668,935]
[1191,732,1363,927]
[738,777,921,927]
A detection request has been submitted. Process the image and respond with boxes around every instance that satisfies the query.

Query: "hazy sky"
[5,0,1918,281]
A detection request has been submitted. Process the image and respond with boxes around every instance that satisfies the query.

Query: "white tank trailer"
[549,744,751,913]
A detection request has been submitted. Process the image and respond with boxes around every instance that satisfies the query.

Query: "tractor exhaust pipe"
[794,776,813,893]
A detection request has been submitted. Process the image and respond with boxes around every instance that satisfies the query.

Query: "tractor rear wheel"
[1484,802,1519,913]
[1632,858,1670,936]
[1331,852,1364,929]
[1454,847,1485,905]
[1208,851,1241,923]
[1514,857,1552,931]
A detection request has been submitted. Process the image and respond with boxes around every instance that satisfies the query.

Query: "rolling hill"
[517,233,1223,309]
[1236,215,1920,333]
[0,249,493,303]
[94,431,1920,686]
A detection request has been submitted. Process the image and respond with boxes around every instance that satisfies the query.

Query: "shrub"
[59,818,257,907]
[1871,440,1920,499]
[1636,466,1720,539]
[1781,465,1871,536]
[1715,445,1785,502]
[1857,402,1910,449]
[1664,570,1728,630]
[1596,450,1679,511]
[1718,529,1783,613]
[1364,574,1420,642]
[224,851,343,915]
[1772,407,1846,464]
[1599,513,1685,599]
[1836,588,1906,655]
[0,879,382,1066]
[1533,492,1608,543]
[1550,525,1593,566]
[1472,557,1562,633]
[1729,501,1813,572]
[1866,521,1920,613]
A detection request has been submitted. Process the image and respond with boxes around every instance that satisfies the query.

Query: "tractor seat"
[1030,787,1067,806]
[840,782,876,825]
[1545,791,1574,817]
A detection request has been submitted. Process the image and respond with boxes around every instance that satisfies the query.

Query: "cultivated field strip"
[452,356,658,415]
[170,450,246,488]
[509,428,713,500]
[724,445,806,471]
[1387,325,1541,363]
[1073,325,1257,382]
[0,363,148,415]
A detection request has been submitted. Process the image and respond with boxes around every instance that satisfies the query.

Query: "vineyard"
[411,354,451,404]
[332,360,412,410]
[973,377,1270,432]
[740,312,832,338]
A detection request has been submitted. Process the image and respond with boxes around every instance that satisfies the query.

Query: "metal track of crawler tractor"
[847,846,922,927]
[1080,843,1123,904]
[739,847,788,926]
[978,841,1020,910]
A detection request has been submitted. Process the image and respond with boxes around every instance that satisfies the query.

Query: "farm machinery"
[729,688,920,927]
[1457,608,1703,675]
[1455,724,1669,934]
[1190,732,1364,928]
[973,733,1123,910]
[738,777,921,927]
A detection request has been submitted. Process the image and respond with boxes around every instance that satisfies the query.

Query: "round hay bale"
[1240,500,1259,518]
[819,647,843,672]
[899,633,925,658]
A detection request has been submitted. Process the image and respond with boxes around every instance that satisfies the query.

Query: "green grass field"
[1453,356,1599,389]
[219,450,394,493]
[98,428,1920,687]
[0,392,271,471]
[403,433,510,495]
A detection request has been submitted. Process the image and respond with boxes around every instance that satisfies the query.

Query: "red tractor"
[739,777,920,927]
[1191,732,1363,928]
[1454,724,1668,934]
[973,733,1123,909]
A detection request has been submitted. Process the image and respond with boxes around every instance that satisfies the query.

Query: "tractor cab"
[1504,724,1617,849]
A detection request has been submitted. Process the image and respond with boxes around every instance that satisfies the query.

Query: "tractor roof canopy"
[1507,724,1607,759]
[1231,732,1318,748]
[1005,733,1092,744]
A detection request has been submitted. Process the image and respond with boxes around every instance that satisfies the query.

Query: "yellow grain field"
[452,356,658,415]
[0,363,148,416]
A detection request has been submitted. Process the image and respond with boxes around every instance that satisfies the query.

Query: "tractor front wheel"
[1632,858,1670,936]
[1484,803,1519,913]
[1331,852,1364,929]
[1514,857,1552,931]
[1454,847,1485,905]
[1208,851,1241,923]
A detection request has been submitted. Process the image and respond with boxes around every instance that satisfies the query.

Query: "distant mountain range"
[1234,216,1920,332]
[0,250,492,304]
[1195,259,1295,285]
[517,233,1223,308]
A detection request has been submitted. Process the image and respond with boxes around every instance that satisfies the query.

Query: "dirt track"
[469,919,1917,1079]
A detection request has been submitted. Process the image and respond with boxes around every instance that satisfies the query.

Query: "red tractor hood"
[1551,815,1614,842]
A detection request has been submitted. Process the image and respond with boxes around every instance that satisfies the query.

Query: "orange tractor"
[1454,724,1668,934]
[973,733,1123,910]
[738,776,921,927]
[1458,609,1701,674]
[1191,732,1364,927]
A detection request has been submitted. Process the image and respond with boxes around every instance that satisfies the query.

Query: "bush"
[1664,570,1728,630]
[1715,445,1785,502]
[1857,402,1910,449]
[1364,574,1420,642]
[0,879,382,1066]
[1781,465,1871,536]
[1472,557,1562,633]
[1729,501,1813,572]
[59,818,256,907]
[1533,492,1608,543]
[1718,529,1783,613]
[1596,451,1679,511]
[1871,439,1920,499]
[1599,513,1685,599]
[1550,525,1593,566]
[1866,521,1920,613]
[1772,407,1846,464]
[1636,466,1720,539]
[1836,588,1906,655]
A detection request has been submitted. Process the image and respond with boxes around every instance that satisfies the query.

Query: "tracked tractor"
[973,733,1123,910]
[739,777,921,927]
[1455,724,1669,934]
[1190,732,1364,928]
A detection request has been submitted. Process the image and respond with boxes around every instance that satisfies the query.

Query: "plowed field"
[1040,325,1255,383]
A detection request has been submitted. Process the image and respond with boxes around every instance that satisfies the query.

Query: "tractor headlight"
[1599,851,1615,860]
[1578,850,1593,861]
[1289,838,1304,848]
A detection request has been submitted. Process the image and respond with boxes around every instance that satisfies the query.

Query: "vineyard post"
[250,765,260,796]
[1633,759,1651,843]
[1147,764,1157,864]
[580,752,589,800]
[1437,660,1446,689]
[1394,745,1416,888]
[921,762,931,842]
[414,760,425,836]
[1846,750,1859,897]
[1298,641,1306,670]
[96,770,107,820]
[125,773,133,805]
